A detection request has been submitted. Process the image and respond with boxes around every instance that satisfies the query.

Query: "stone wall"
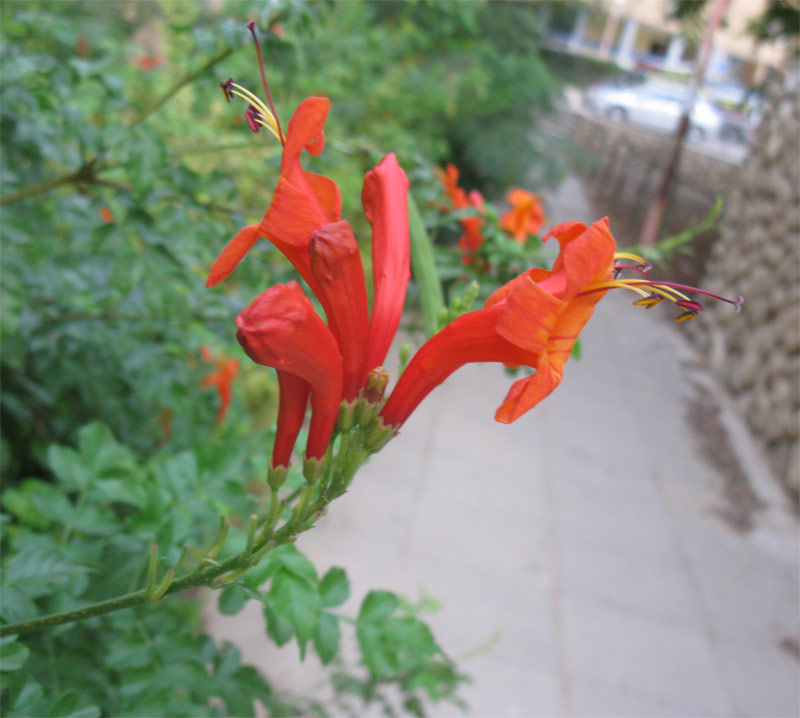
[688,67,800,495]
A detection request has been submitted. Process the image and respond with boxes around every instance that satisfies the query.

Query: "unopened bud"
[364,366,389,404]
[337,400,357,432]
[364,417,397,453]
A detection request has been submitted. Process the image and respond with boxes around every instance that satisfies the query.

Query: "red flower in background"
[201,346,239,423]
[499,188,546,243]
[436,163,486,255]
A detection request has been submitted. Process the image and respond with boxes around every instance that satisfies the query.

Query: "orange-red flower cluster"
[436,164,486,254]
[499,188,546,243]
[208,97,410,467]
[209,45,740,468]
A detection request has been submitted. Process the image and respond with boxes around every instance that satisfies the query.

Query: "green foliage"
[0,0,544,713]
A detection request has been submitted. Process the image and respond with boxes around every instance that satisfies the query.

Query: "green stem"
[0,488,329,638]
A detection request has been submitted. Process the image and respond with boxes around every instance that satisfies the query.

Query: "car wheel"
[606,106,627,123]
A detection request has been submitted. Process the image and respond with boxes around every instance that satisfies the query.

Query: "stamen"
[228,84,281,141]
[220,78,234,103]
[247,21,284,145]
[245,105,262,133]
[633,294,662,309]
[614,251,652,271]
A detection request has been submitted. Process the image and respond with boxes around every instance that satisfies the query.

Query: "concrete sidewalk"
[208,295,799,717]
[206,176,799,717]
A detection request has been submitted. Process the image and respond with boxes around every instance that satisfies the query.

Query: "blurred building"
[544,0,789,88]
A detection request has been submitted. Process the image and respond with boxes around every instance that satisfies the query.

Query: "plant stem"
[0,492,328,638]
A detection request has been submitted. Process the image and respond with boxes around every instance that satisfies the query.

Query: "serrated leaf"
[263,599,293,647]
[319,566,349,608]
[0,584,38,623]
[0,640,29,671]
[218,585,247,616]
[269,544,317,582]
[358,590,399,624]
[267,568,321,657]
[46,445,89,491]
[47,690,100,718]
[313,612,340,665]
[356,622,399,680]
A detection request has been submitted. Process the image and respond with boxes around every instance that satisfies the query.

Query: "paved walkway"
[207,180,799,718]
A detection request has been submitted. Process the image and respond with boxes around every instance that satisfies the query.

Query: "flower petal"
[236,281,343,459]
[206,224,262,288]
[310,220,370,400]
[361,153,411,378]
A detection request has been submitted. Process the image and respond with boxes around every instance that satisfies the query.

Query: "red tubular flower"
[236,281,343,461]
[200,347,240,423]
[361,153,411,379]
[436,163,486,255]
[272,371,310,468]
[309,220,370,400]
[380,218,617,427]
[499,188,546,243]
[206,96,341,292]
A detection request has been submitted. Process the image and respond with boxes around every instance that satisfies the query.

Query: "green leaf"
[0,584,38,623]
[218,585,247,616]
[267,567,321,657]
[358,590,399,623]
[269,544,317,583]
[47,690,100,718]
[319,566,349,608]
[313,612,340,665]
[46,445,90,491]
[356,622,399,680]
[0,640,29,671]
[263,599,293,647]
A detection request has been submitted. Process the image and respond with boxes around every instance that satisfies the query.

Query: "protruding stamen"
[580,274,741,323]
[614,251,652,271]
[247,21,284,145]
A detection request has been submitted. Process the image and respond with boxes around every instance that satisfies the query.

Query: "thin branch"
[0,45,238,207]
[128,46,235,127]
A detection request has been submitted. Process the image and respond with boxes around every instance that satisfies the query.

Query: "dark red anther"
[245,105,261,133]
[676,299,704,313]
[220,78,234,103]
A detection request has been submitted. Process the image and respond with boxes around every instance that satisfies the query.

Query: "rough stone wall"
[689,67,800,495]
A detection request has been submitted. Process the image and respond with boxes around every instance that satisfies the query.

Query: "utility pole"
[638,0,729,246]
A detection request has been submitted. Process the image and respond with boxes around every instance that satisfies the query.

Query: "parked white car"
[584,83,723,141]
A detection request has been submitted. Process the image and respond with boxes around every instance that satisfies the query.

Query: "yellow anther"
[675,312,697,323]
[633,297,662,308]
